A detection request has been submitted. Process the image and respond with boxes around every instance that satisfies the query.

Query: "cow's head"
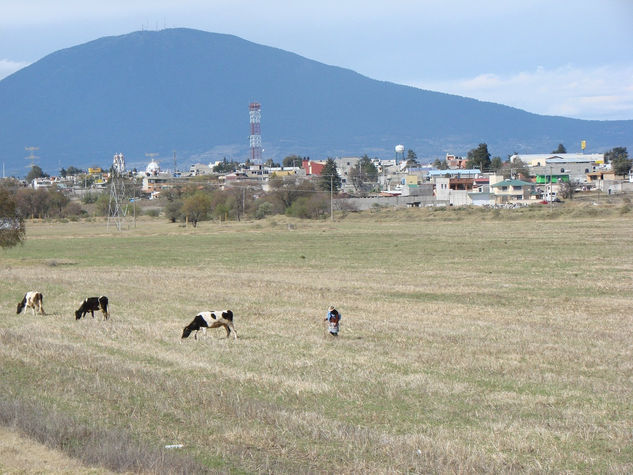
[16,301,25,314]
[181,326,193,339]
[75,309,82,320]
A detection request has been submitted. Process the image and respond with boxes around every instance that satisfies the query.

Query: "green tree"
[433,158,448,170]
[319,158,341,193]
[26,165,49,182]
[210,191,237,221]
[255,201,275,219]
[349,155,378,192]
[0,187,26,248]
[552,143,567,154]
[490,156,504,172]
[285,194,328,219]
[94,192,110,216]
[60,166,84,178]
[213,158,237,174]
[605,147,631,176]
[282,155,303,168]
[165,199,183,223]
[405,149,419,168]
[466,143,491,171]
[181,191,211,227]
[66,166,84,176]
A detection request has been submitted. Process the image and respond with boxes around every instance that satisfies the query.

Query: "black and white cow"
[75,296,109,320]
[181,310,237,340]
[17,291,45,316]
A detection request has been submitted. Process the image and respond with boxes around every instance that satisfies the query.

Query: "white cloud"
[0,59,29,80]
[409,64,633,121]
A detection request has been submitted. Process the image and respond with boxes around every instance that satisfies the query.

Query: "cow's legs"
[207,321,229,338]
[227,321,238,339]
[209,321,237,339]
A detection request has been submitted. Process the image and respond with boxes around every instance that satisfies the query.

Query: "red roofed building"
[302,159,326,176]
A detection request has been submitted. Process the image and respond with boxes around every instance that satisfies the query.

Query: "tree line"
[161,176,334,227]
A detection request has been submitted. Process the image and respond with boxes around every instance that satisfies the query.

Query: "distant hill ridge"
[0,27,631,176]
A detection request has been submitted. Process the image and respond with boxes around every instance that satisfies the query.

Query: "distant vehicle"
[539,198,562,205]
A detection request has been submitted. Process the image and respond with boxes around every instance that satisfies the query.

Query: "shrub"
[81,192,99,204]
[62,201,83,218]
[255,201,275,219]
[164,199,183,223]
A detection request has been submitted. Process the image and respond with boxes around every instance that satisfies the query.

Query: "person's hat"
[328,306,335,311]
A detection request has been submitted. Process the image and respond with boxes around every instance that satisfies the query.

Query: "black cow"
[75,296,109,320]
[181,310,237,340]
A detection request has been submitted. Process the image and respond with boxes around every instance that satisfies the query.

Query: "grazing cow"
[17,291,45,316]
[181,310,237,340]
[75,296,109,320]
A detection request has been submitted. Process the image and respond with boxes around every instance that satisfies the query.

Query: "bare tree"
[0,187,26,248]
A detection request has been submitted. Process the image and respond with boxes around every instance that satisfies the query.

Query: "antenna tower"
[107,153,128,231]
[25,146,39,171]
[249,102,262,163]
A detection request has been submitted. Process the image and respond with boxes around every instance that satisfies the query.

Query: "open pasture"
[1,207,632,473]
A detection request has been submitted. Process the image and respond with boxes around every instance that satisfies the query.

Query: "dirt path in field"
[0,425,112,474]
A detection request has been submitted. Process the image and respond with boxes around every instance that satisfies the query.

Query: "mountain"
[1,28,631,176]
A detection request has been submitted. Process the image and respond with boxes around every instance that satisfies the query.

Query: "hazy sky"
[1,0,632,120]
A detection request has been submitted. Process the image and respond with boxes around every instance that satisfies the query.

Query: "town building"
[302,159,326,176]
[511,153,605,183]
[490,178,535,204]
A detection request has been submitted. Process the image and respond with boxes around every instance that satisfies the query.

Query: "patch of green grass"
[1,210,632,472]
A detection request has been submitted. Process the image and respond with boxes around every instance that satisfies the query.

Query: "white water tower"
[395,144,405,165]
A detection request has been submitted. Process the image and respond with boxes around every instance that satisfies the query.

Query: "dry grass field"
[1,203,632,473]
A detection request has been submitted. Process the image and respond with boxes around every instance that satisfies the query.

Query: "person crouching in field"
[325,306,341,336]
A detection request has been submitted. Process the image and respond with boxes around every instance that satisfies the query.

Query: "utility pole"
[25,146,39,175]
[549,165,552,211]
[330,174,333,222]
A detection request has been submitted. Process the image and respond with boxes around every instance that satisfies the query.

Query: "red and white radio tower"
[249,102,262,162]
